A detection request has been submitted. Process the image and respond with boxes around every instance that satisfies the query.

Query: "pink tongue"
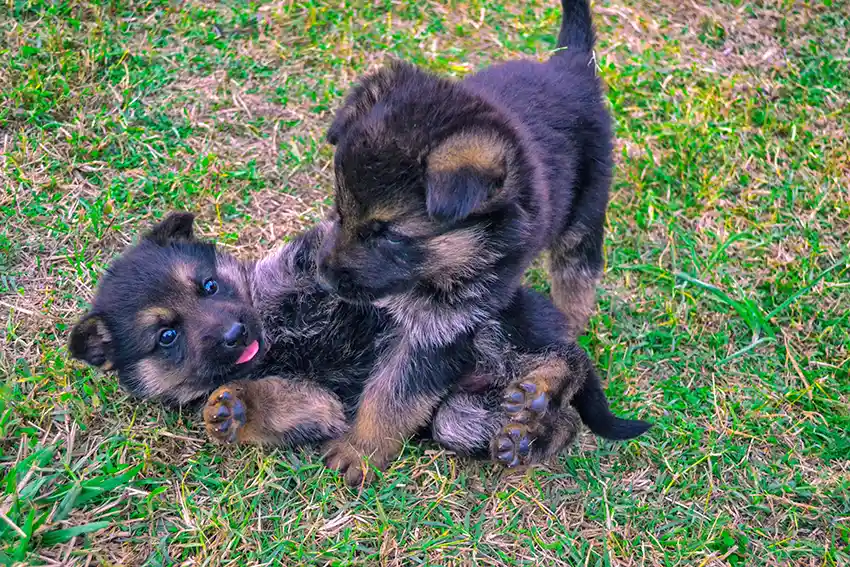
[236,340,260,364]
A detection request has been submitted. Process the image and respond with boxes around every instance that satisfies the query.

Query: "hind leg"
[431,391,503,458]
[550,110,612,339]
[431,390,579,466]
[492,405,581,466]
[433,355,587,467]
[548,219,604,341]
[491,349,588,467]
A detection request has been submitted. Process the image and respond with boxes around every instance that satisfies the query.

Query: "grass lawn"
[1,0,848,565]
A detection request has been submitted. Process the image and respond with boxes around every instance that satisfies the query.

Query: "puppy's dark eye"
[202,279,218,296]
[368,221,403,245]
[385,233,404,245]
[159,328,178,347]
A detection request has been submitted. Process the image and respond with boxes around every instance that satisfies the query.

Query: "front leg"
[203,376,348,447]
[323,336,469,486]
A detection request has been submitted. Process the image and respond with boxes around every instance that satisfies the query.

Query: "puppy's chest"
[258,289,388,380]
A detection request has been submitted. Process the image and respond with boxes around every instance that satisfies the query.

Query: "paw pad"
[492,379,551,468]
[502,381,549,422]
[492,424,532,468]
[203,388,247,444]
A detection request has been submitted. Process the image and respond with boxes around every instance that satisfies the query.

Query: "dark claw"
[529,392,548,414]
[495,379,551,468]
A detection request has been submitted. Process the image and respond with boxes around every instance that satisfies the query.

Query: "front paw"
[323,437,394,487]
[203,386,247,444]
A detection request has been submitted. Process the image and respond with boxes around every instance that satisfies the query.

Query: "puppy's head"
[69,213,263,405]
[319,61,523,304]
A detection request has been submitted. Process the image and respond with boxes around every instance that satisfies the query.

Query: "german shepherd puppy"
[69,213,650,485]
[317,0,614,482]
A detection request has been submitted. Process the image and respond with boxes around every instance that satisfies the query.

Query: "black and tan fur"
[316,0,614,482]
[69,213,650,485]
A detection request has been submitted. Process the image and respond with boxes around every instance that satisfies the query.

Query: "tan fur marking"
[324,339,443,484]
[520,357,571,397]
[344,389,436,465]
[349,401,403,455]
[548,222,602,339]
[539,407,581,460]
[366,204,408,224]
[136,307,175,328]
[256,380,344,439]
[348,340,437,453]
[134,358,191,399]
[75,316,112,343]
[556,227,585,251]
[427,131,507,177]
[424,228,485,276]
[548,263,599,341]
[394,217,436,239]
[72,316,114,368]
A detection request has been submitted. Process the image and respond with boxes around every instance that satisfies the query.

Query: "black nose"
[223,322,247,347]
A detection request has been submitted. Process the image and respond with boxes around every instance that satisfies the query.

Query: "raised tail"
[571,366,652,440]
[557,0,596,52]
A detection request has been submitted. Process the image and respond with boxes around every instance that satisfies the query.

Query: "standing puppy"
[318,1,614,481]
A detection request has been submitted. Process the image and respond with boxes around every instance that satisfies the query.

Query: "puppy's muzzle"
[222,322,248,348]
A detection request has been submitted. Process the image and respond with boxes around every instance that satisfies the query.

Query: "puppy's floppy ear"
[68,312,114,370]
[425,130,507,223]
[144,212,195,246]
[327,61,417,145]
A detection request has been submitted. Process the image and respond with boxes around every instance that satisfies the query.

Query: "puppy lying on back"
[69,213,650,485]
[316,0,616,481]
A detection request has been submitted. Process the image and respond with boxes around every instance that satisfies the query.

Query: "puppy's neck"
[376,285,491,350]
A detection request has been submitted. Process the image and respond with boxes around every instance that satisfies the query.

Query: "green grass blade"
[765,257,848,321]
[675,272,775,338]
[39,521,112,547]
